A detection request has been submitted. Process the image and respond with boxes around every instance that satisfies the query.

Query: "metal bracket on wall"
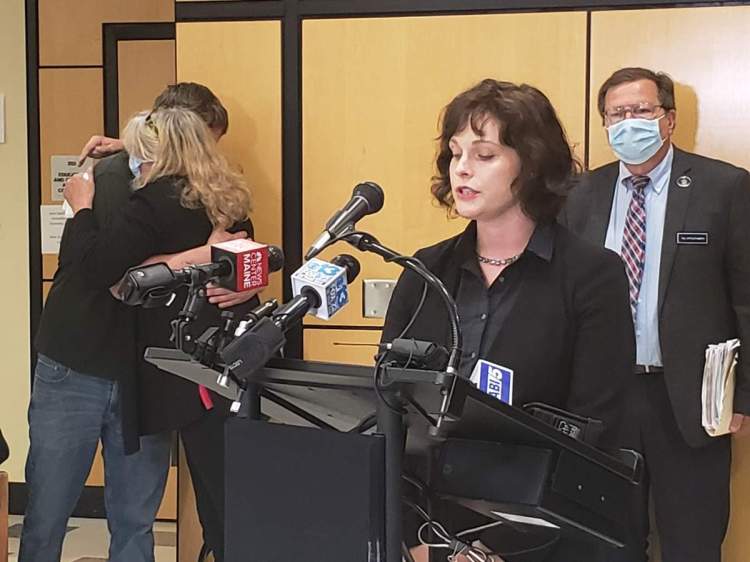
[362,279,396,318]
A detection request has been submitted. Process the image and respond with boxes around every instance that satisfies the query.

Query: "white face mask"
[128,155,144,178]
[607,115,665,165]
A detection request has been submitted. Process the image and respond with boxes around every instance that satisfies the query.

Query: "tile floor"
[6,515,176,562]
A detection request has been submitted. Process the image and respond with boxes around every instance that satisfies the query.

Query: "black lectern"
[146,349,396,561]
[145,349,640,562]
[385,366,641,550]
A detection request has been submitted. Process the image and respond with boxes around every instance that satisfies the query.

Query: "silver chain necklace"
[476,252,522,267]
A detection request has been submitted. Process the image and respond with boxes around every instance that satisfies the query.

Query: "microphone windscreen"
[330,253,361,284]
[290,258,350,320]
[211,239,270,292]
[267,245,285,273]
[119,263,177,306]
[220,316,284,381]
[352,182,384,214]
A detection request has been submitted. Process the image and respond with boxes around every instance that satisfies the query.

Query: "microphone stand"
[169,269,207,355]
[341,231,462,376]
[338,230,463,562]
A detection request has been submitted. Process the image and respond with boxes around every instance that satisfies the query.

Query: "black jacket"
[381,221,635,446]
[36,152,137,382]
[560,147,750,447]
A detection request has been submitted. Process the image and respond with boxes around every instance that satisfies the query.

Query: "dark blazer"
[39,152,137,382]
[560,147,750,447]
[381,222,635,446]
[64,175,256,437]
[41,153,144,453]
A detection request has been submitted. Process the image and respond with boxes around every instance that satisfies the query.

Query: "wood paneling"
[39,68,103,280]
[39,69,103,204]
[302,13,588,327]
[176,22,282,557]
[85,444,105,486]
[176,21,283,305]
[303,328,382,365]
[177,443,203,562]
[38,0,173,66]
[727,433,750,560]
[118,40,177,135]
[42,282,53,304]
[42,254,58,281]
[589,6,750,171]
[158,465,178,520]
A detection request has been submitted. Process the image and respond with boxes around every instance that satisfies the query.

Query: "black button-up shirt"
[454,222,555,377]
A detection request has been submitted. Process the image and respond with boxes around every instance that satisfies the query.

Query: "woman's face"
[448,117,522,223]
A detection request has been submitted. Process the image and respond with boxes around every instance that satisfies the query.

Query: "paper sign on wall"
[51,155,90,201]
[41,204,68,254]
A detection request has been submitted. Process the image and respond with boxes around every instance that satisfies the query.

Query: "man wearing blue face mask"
[561,67,750,562]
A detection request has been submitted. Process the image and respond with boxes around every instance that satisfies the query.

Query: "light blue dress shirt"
[605,145,673,366]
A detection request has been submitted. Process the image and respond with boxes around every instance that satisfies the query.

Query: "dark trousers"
[612,374,731,562]
[181,409,227,562]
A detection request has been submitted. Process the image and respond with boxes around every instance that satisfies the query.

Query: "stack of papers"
[701,339,741,436]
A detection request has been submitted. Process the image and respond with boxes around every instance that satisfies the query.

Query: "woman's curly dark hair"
[431,79,581,224]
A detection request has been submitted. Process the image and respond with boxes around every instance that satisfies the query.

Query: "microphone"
[220,254,361,382]
[210,240,285,292]
[119,263,184,308]
[118,243,284,307]
[289,254,360,320]
[305,182,384,260]
[234,299,279,337]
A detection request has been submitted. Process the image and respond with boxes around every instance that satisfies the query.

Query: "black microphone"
[233,299,279,337]
[119,245,284,307]
[305,182,384,260]
[220,254,361,382]
[210,242,285,292]
[277,253,360,326]
[119,263,187,308]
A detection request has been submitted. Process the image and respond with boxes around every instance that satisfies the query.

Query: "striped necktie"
[621,175,649,319]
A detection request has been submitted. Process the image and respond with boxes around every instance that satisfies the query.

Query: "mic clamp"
[381,338,449,371]
[169,269,208,354]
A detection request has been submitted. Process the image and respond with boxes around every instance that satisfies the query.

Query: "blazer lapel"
[586,165,619,245]
[658,148,694,316]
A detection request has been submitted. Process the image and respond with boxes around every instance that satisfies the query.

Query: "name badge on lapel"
[677,232,709,245]
[470,359,514,405]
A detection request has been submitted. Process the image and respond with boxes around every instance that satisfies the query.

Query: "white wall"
[0,0,31,482]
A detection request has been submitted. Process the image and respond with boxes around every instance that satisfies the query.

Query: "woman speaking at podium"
[381,79,635,562]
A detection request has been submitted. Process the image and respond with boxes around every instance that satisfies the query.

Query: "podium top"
[144,347,380,431]
[144,347,375,398]
[145,347,637,480]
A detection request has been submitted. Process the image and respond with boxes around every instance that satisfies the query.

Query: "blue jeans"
[19,354,171,562]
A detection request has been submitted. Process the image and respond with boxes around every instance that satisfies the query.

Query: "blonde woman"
[63,107,257,562]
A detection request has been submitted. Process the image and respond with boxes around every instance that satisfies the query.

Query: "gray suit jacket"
[560,147,750,447]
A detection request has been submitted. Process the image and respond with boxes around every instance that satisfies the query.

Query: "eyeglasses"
[604,103,665,125]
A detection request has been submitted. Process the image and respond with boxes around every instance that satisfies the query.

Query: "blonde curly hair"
[122,110,157,167]
[122,107,251,228]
